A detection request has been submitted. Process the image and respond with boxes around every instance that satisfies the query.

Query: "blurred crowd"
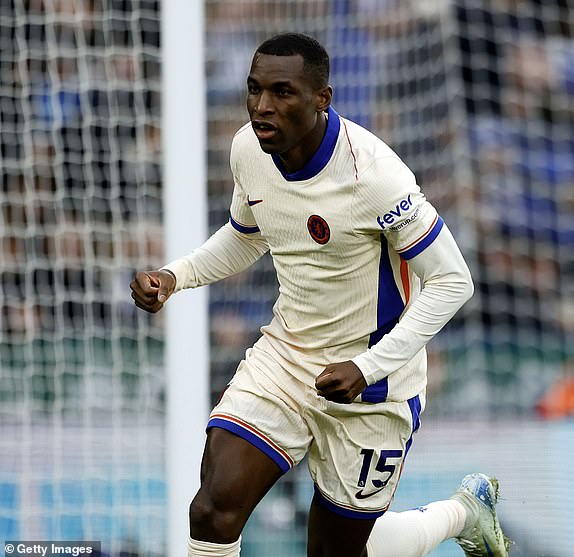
[1,0,162,346]
[457,1,574,411]
[1,0,572,414]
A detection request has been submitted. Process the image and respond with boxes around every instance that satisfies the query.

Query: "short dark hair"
[255,33,330,88]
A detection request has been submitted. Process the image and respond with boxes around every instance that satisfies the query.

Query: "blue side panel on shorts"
[207,417,291,474]
[362,235,405,403]
[405,394,422,455]
[313,485,387,520]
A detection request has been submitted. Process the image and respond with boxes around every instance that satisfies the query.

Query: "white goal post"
[162,1,209,555]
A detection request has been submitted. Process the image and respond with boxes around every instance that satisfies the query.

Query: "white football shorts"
[207,338,425,519]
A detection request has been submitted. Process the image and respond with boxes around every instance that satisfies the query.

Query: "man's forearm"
[162,222,269,291]
[353,225,474,385]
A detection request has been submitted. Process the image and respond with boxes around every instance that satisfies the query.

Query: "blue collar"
[272,106,340,182]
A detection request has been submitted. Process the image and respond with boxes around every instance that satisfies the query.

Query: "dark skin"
[130,53,371,557]
[247,52,329,172]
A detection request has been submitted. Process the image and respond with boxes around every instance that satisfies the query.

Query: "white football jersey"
[227,106,445,402]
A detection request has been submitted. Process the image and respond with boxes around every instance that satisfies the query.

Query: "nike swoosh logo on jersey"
[247,196,263,206]
[354,487,386,500]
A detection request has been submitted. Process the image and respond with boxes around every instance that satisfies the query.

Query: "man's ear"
[316,85,333,112]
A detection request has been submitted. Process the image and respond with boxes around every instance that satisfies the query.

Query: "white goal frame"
[162,2,209,555]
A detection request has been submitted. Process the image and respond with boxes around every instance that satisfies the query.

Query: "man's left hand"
[315,361,367,404]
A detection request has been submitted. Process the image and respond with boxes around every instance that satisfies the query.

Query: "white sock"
[366,500,466,557]
[187,536,241,557]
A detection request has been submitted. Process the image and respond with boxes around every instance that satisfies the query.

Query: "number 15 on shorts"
[355,449,403,499]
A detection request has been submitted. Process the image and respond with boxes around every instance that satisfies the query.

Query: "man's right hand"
[130,270,176,313]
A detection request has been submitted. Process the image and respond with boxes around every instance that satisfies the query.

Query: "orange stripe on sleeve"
[400,259,410,304]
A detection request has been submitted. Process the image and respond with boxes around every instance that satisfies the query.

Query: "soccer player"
[131,33,509,557]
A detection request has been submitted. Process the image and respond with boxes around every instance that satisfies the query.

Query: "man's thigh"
[193,345,314,540]
[191,427,284,542]
[307,392,425,519]
[207,346,313,473]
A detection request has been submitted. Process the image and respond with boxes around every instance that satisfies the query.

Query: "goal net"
[1,1,165,555]
[1,0,572,556]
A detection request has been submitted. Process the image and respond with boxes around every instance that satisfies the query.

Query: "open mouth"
[252,121,278,140]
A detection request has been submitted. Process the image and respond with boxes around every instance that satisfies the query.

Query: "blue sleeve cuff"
[230,215,260,234]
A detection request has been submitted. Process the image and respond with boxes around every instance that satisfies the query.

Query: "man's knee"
[189,490,244,543]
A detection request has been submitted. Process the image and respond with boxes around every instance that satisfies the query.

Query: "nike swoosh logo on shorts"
[355,487,385,499]
[247,196,263,206]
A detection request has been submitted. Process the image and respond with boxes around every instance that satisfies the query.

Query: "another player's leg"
[307,494,376,557]
[365,473,509,557]
[188,427,284,557]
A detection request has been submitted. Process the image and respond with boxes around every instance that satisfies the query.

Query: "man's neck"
[278,111,328,174]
